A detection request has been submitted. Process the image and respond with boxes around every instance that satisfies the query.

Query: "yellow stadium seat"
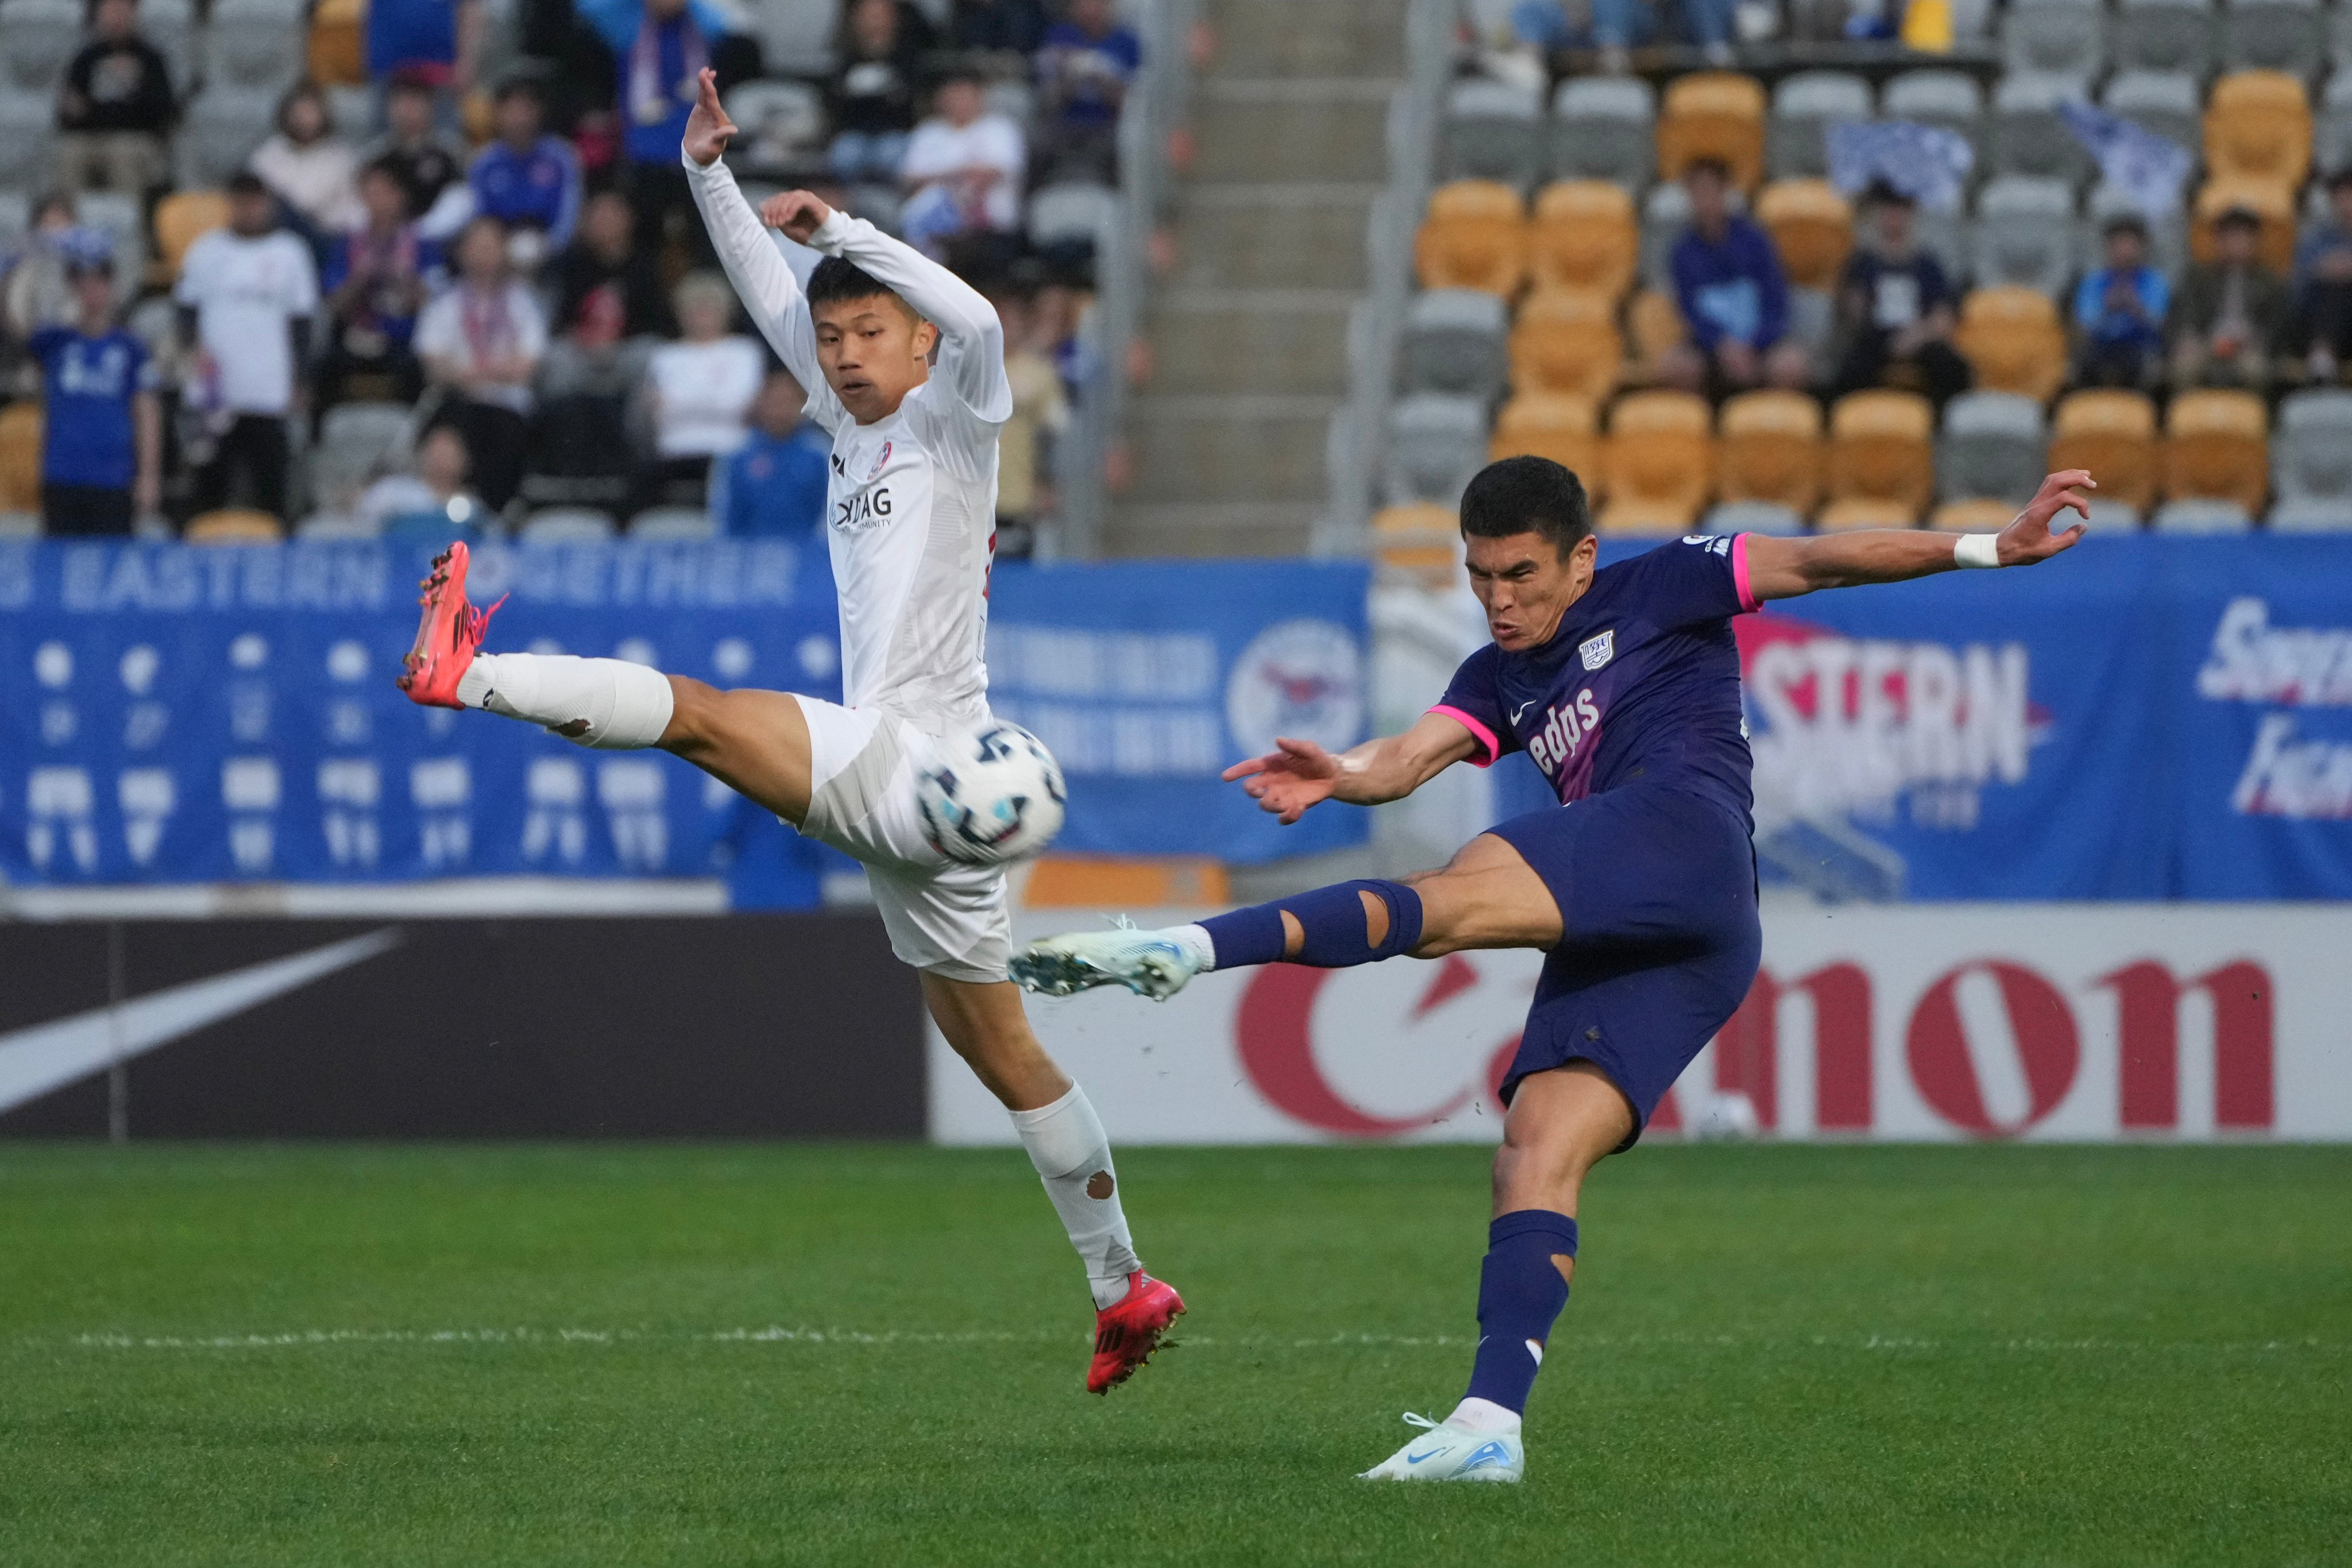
[1370,502,1460,587]
[1928,499,2017,531]
[154,191,231,279]
[2049,390,2158,515]
[185,509,285,543]
[1657,71,1767,191]
[1508,288,1624,400]
[1954,287,2068,403]
[2191,178,2298,274]
[1415,180,1528,298]
[2162,389,2269,513]
[1716,388,1822,515]
[0,403,43,514]
[1490,393,1602,488]
[1825,389,1934,522]
[2204,71,2311,191]
[1529,180,1637,301]
[1755,179,1853,291]
[308,0,368,86]
[1622,288,1687,387]
[1816,496,1920,530]
[1601,390,1713,533]
[1023,856,1230,909]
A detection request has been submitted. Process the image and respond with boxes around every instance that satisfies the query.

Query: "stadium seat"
[2084,178,2188,279]
[2112,0,2218,76]
[186,509,287,544]
[1414,180,1528,298]
[1816,496,1921,530]
[142,0,195,78]
[1937,391,2049,504]
[2100,69,2204,153]
[2204,71,2312,189]
[2080,499,2146,530]
[1549,76,1655,186]
[1880,69,1984,150]
[78,192,148,294]
[181,88,282,188]
[2224,0,2322,76]
[725,80,827,173]
[2318,72,2352,179]
[1825,389,1935,522]
[295,511,381,540]
[2268,389,2352,505]
[1623,288,1687,386]
[1508,288,1625,401]
[1954,287,2068,403]
[309,0,369,86]
[0,191,27,253]
[629,508,717,541]
[2191,177,2297,272]
[759,0,841,76]
[1529,181,1637,300]
[2266,497,2352,531]
[0,90,56,194]
[154,192,232,279]
[2151,497,2256,531]
[1024,857,1232,909]
[2049,390,2160,513]
[0,404,42,515]
[1767,71,1873,181]
[1444,79,1545,188]
[1716,389,1823,515]
[1,0,83,95]
[520,508,621,543]
[1400,289,1511,397]
[1370,502,1462,586]
[209,0,309,94]
[2335,5,2352,74]
[1028,184,1122,261]
[1755,179,1853,291]
[1927,498,2022,530]
[1656,72,1767,192]
[312,401,415,503]
[1489,393,1601,485]
[1384,393,1489,503]
[0,511,43,539]
[1702,500,1807,535]
[2162,389,2270,512]
[1910,204,1970,280]
[1971,177,2080,297]
[1600,391,1713,534]
[1989,73,2098,187]
[2001,0,2107,81]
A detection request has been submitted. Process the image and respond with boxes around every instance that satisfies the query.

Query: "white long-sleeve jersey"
[685,152,1011,735]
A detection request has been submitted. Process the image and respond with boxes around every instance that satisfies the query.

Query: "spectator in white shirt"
[249,82,365,265]
[415,214,547,512]
[173,172,319,519]
[898,69,1025,261]
[636,269,765,510]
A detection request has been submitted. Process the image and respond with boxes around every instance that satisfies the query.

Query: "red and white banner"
[930,903,2352,1144]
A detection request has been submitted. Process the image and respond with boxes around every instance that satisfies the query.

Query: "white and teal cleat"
[1009,923,1204,1001]
[1357,1414,1525,1483]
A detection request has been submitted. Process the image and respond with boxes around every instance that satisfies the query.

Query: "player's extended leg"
[1010,830,1559,999]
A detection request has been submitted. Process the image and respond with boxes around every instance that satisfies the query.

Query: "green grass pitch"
[3,1142,2347,1566]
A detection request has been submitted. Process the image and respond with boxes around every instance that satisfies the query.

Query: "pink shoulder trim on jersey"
[1428,705,1500,768]
[1731,531,1762,613]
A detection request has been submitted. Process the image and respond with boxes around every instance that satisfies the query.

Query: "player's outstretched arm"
[1741,470,2094,603]
[1224,711,1481,824]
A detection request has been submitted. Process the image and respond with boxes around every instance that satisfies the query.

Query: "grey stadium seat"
[2081,499,2145,529]
[725,80,825,175]
[2084,180,2188,277]
[1769,72,1874,181]
[1703,500,1807,535]
[181,89,280,187]
[1550,76,1655,185]
[2269,389,2352,504]
[2002,0,2107,83]
[1399,289,1509,399]
[2318,72,2352,177]
[2099,71,2204,156]
[1879,71,1984,184]
[760,0,841,76]
[76,192,148,290]
[1,0,83,95]
[2226,0,2323,76]
[0,191,28,253]
[2112,0,2216,77]
[1911,206,1970,279]
[141,0,196,80]
[207,0,309,94]
[521,508,621,543]
[1990,74,2098,187]
[0,91,55,193]
[1972,176,2080,295]
[2335,7,2352,71]
[628,508,717,541]
[1640,180,1694,291]
[1937,392,2049,504]
[2152,498,2254,532]
[1028,183,1122,257]
[2266,498,2352,531]
[1384,394,1489,505]
[1443,79,1544,188]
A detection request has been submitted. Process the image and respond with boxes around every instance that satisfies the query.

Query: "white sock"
[1009,1084,1142,1310]
[1171,924,1216,972]
[1445,1396,1523,1436]
[455,653,674,749]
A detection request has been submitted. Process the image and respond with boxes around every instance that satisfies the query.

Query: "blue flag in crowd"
[1825,120,1975,213]
[2057,100,2193,216]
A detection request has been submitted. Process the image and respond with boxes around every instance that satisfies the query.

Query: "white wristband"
[1953,533,2002,569]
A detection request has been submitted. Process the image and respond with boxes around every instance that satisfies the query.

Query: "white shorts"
[791,694,1011,985]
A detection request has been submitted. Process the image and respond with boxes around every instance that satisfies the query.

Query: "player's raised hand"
[2000,469,2095,565]
[682,68,735,167]
[1223,737,1341,824]
[759,190,836,244]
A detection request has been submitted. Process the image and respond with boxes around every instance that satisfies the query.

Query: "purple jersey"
[1433,533,1761,824]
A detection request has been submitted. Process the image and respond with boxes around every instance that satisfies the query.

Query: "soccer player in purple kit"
[1013,454,2095,1482]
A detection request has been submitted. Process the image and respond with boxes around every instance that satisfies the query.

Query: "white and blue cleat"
[1009,924,1204,1001]
[1357,1414,1525,1484]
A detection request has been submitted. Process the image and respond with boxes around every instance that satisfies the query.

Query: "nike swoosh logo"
[1509,702,1535,724]
[1406,1449,1446,1465]
[0,930,401,1117]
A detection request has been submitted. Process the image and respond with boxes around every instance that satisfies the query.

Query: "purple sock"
[1462,1209,1578,1415]
[1198,903,1287,968]
[1196,880,1425,971]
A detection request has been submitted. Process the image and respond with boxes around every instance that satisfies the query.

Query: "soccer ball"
[916,721,1067,864]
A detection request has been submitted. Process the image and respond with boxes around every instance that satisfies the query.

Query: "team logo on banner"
[1225,618,1365,756]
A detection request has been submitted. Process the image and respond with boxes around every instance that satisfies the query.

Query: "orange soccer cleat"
[397,542,504,709]
[1087,1271,1185,1394]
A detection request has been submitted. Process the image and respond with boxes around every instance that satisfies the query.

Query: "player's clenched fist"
[682,67,735,167]
[760,190,836,244]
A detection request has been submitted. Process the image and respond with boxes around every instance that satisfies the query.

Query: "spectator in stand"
[2168,206,2289,395]
[466,80,584,270]
[551,190,676,343]
[174,173,319,520]
[3,192,90,343]
[2071,214,2168,390]
[952,0,1052,59]
[359,423,490,536]
[829,0,928,187]
[711,368,831,538]
[365,71,473,239]
[2292,171,2352,386]
[1037,0,1142,183]
[576,0,737,262]
[28,256,160,536]
[53,0,176,198]
[899,71,1027,263]
[249,83,366,264]
[1830,181,1969,408]
[366,0,482,103]
[318,158,438,415]
[991,284,1068,559]
[415,215,546,512]
[636,271,764,509]
[1662,157,1809,399]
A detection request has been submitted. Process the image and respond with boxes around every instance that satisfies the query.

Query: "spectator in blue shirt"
[2072,214,2170,389]
[1663,159,1809,398]
[366,0,481,129]
[712,370,831,538]
[577,0,739,264]
[318,157,439,416]
[28,254,160,535]
[465,79,582,267]
[1037,0,1141,183]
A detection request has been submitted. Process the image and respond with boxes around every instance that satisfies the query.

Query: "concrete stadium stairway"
[1106,0,1409,558]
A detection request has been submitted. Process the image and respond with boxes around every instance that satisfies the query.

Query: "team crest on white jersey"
[864,440,893,481]
[1579,630,1615,671]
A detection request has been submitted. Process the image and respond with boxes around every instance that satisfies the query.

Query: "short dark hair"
[1684,155,1731,183]
[1459,455,1593,558]
[2216,205,2262,234]
[2102,213,2149,241]
[1861,177,1914,210]
[806,255,918,322]
[226,170,269,197]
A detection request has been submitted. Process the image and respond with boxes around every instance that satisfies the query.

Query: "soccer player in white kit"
[395,68,1184,1394]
